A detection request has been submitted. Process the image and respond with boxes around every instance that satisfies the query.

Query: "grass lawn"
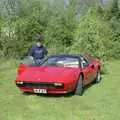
[0,59,120,120]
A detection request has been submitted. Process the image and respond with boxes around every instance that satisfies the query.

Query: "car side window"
[81,57,89,68]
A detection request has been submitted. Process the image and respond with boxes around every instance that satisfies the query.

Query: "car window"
[22,56,45,66]
[41,57,79,68]
[84,55,93,63]
[81,57,89,68]
[22,56,35,65]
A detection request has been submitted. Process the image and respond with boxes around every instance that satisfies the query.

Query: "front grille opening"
[16,82,64,89]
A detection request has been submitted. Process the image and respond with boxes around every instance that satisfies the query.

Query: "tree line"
[0,0,120,63]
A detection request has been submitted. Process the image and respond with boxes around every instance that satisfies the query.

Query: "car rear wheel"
[75,75,84,96]
[95,70,101,84]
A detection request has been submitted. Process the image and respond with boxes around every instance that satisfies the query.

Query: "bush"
[70,10,107,59]
[44,12,76,53]
[0,8,51,58]
[0,0,120,69]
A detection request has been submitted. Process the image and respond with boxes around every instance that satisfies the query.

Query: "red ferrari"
[15,54,101,96]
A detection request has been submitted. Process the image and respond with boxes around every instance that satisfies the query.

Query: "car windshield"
[22,56,35,66]
[41,56,79,68]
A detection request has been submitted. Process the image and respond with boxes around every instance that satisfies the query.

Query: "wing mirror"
[81,61,89,68]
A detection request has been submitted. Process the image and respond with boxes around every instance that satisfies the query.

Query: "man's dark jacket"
[28,45,48,59]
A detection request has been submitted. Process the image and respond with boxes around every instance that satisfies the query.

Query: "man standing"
[28,35,48,64]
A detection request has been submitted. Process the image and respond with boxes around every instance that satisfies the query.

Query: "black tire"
[75,75,84,96]
[95,70,101,84]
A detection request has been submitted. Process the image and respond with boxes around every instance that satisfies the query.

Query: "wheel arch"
[78,72,84,85]
[80,72,84,80]
[74,72,84,91]
[74,72,84,96]
[98,65,101,72]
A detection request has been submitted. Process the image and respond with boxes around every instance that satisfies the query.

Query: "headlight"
[54,83,63,86]
[16,81,23,85]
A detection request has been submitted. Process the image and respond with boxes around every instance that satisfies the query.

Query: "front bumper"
[15,81,74,94]
[19,87,69,94]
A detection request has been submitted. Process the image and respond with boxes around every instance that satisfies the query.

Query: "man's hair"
[35,35,44,41]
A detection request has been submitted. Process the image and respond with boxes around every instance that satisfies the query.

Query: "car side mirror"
[81,61,89,68]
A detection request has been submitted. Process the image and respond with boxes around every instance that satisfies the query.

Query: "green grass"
[0,59,120,120]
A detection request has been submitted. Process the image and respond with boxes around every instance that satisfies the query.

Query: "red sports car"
[15,54,101,96]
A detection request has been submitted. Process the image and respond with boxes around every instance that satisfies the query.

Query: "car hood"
[16,66,80,83]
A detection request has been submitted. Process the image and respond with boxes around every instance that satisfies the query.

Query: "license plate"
[33,89,47,94]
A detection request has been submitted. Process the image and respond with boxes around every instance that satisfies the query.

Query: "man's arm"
[43,46,48,56]
[28,46,35,57]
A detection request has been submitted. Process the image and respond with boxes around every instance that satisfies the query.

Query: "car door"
[85,56,97,81]
[81,57,96,84]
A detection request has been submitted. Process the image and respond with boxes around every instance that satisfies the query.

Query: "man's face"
[36,42,41,47]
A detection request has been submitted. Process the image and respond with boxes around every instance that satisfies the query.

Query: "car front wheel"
[75,75,84,96]
[95,70,101,83]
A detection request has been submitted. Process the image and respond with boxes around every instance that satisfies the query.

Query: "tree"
[0,0,20,20]
[110,0,120,18]
[71,9,111,60]
[104,0,120,19]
